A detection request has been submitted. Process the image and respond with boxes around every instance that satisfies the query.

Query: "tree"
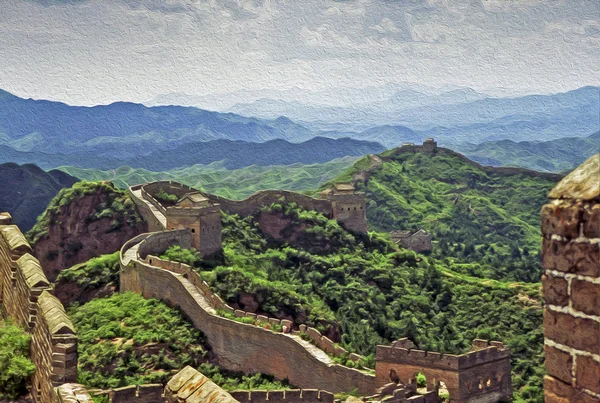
[0,320,36,399]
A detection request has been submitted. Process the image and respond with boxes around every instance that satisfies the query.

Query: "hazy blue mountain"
[357,125,422,148]
[0,88,317,157]
[465,131,600,172]
[0,162,77,230]
[228,87,488,128]
[0,136,385,171]
[398,86,599,132]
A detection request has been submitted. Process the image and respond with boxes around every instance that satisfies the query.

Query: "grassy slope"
[68,292,289,392]
[333,149,558,282]
[58,158,358,199]
[167,206,544,402]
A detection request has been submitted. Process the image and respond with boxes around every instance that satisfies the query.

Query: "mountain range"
[0,163,77,230]
[465,131,600,173]
[0,86,597,172]
[228,87,599,141]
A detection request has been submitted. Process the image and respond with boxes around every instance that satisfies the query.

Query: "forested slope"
[331,147,559,282]
[163,204,545,402]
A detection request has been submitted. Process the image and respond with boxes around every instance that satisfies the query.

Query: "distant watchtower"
[165,192,222,257]
[422,138,438,152]
[321,183,368,233]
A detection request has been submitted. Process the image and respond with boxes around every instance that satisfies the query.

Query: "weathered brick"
[542,238,600,276]
[544,308,600,352]
[571,279,600,317]
[576,355,600,394]
[542,274,569,306]
[541,202,581,238]
[545,345,573,384]
[583,203,600,238]
[544,375,600,403]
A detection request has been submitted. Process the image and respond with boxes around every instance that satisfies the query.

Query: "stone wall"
[230,389,334,403]
[164,366,238,403]
[375,340,512,403]
[0,217,79,403]
[540,154,600,403]
[53,384,94,403]
[130,184,165,232]
[137,181,368,235]
[92,384,165,403]
[136,229,193,259]
[120,238,376,394]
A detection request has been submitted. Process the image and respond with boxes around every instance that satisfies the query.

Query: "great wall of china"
[1,143,597,403]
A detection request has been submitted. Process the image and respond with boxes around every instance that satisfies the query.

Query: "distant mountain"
[230,87,599,144]
[1,136,385,171]
[401,86,599,132]
[0,88,316,156]
[0,163,77,230]
[358,125,422,148]
[228,88,488,128]
[465,131,600,172]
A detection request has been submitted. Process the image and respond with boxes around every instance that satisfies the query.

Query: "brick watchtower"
[321,183,368,233]
[165,192,222,257]
[540,154,600,402]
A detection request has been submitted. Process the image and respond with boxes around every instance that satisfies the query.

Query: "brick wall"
[164,366,238,403]
[120,246,376,394]
[92,384,164,403]
[230,389,334,403]
[0,218,80,403]
[375,340,512,403]
[540,154,600,403]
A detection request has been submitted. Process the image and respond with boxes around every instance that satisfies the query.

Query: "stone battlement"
[135,180,367,234]
[376,341,509,371]
[230,389,334,403]
[375,339,512,402]
[92,384,164,403]
[0,217,79,403]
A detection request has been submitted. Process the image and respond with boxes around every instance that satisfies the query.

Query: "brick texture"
[542,274,569,306]
[544,345,573,384]
[571,279,600,317]
[576,356,600,394]
[544,308,600,352]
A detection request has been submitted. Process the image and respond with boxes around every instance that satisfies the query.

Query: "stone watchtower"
[321,183,368,233]
[540,154,600,402]
[165,192,222,257]
[422,138,437,152]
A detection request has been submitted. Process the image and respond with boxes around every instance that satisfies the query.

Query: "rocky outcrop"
[29,182,147,281]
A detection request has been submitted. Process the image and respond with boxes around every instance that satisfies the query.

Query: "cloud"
[2,0,599,106]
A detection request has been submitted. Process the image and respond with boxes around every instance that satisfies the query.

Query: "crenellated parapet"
[375,339,512,403]
[230,389,334,403]
[0,217,80,403]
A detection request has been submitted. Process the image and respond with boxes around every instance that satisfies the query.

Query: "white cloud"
[0,0,598,106]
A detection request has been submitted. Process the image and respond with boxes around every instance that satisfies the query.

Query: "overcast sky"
[0,0,598,106]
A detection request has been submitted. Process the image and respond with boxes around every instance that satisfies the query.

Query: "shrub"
[0,320,36,399]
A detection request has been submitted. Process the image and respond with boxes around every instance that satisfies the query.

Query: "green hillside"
[331,147,560,282]
[58,157,358,199]
[163,204,544,402]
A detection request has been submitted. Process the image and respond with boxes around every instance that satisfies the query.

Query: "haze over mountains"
[0,85,598,172]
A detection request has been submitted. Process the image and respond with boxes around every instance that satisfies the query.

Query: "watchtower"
[422,138,437,152]
[321,183,368,233]
[165,192,222,257]
[375,339,512,403]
